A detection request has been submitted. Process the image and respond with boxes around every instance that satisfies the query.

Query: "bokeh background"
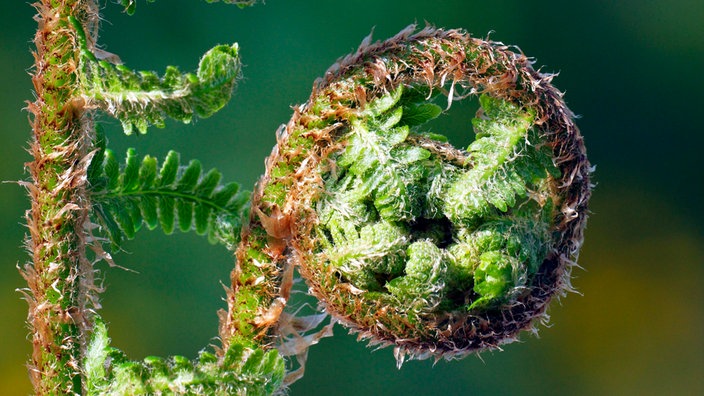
[2,0,702,394]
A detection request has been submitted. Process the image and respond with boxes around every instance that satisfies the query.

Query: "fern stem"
[23,1,99,394]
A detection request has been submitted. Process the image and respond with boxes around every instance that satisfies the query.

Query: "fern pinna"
[87,138,249,249]
[23,0,590,394]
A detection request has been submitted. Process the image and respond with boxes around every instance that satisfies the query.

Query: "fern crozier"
[241,25,592,363]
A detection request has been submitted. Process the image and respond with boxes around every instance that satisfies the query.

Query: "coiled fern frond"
[234,25,591,364]
[84,320,284,396]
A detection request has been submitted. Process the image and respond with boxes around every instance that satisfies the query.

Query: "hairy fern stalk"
[24,1,285,394]
[22,0,590,394]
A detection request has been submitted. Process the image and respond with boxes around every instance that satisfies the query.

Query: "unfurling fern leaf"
[238,26,591,364]
[70,16,242,135]
[88,147,250,250]
[85,319,285,395]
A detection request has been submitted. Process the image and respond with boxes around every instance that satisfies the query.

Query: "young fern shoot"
[240,25,591,364]
[22,0,590,394]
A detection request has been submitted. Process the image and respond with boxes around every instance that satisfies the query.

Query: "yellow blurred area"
[555,189,704,394]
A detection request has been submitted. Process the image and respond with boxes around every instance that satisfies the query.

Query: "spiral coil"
[227,25,591,364]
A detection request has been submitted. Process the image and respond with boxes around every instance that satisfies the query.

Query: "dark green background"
[2,1,702,394]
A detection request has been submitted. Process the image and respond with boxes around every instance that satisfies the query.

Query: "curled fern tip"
[242,25,591,364]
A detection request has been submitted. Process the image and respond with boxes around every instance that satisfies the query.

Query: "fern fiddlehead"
[24,0,589,392]
[239,25,591,363]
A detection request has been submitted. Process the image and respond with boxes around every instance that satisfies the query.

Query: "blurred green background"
[2,0,702,394]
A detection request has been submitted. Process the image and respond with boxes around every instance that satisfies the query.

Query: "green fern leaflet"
[88,140,249,250]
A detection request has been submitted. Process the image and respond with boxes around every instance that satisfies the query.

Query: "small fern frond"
[70,16,241,135]
[89,147,250,250]
[443,94,560,226]
[323,85,433,225]
[85,319,285,395]
[255,26,591,364]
